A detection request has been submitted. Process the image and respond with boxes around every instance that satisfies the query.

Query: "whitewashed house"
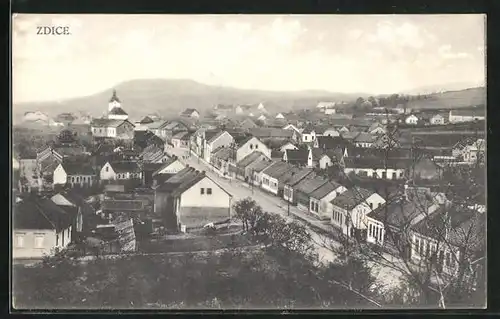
[330,187,386,238]
[53,163,97,187]
[204,131,234,163]
[100,161,142,181]
[308,181,347,220]
[405,114,419,125]
[235,136,272,162]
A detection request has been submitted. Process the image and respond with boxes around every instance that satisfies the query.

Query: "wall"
[236,137,271,162]
[366,217,386,245]
[207,132,234,163]
[323,129,340,137]
[116,122,135,140]
[53,164,67,185]
[261,174,279,195]
[100,162,116,180]
[13,226,71,259]
[411,232,460,276]
[180,177,231,209]
[68,175,96,187]
[319,156,332,169]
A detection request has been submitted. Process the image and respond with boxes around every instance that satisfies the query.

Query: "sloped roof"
[109,107,128,116]
[140,116,154,124]
[181,108,199,115]
[262,161,291,179]
[61,162,96,175]
[354,132,377,143]
[286,149,309,162]
[212,146,234,161]
[109,161,141,173]
[102,199,144,212]
[237,151,269,168]
[152,156,182,176]
[207,130,229,144]
[295,175,328,195]
[411,205,484,248]
[248,158,274,173]
[14,196,72,231]
[368,195,435,227]
[330,187,375,210]
[284,168,314,187]
[271,150,284,159]
[310,181,343,200]
[204,130,221,142]
[172,131,191,140]
[249,128,294,138]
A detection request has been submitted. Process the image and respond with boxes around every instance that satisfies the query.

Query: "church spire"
[109,89,120,103]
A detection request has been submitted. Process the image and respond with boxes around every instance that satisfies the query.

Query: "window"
[71,176,75,183]
[15,234,24,248]
[62,230,65,246]
[369,224,373,237]
[200,188,205,195]
[250,144,253,150]
[105,166,109,172]
[76,177,80,182]
[256,144,259,149]
[34,235,44,248]
[207,188,212,195]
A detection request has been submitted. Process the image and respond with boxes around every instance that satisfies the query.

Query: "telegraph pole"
[251,168,254,194]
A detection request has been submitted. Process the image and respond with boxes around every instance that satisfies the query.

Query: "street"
[168,147,404,292]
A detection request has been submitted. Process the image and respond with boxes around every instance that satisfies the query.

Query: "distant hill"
[400,81,485,95]
[405,87,486,110]
[13,79,368,123]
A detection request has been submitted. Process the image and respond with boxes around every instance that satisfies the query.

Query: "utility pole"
[287,198,290,216]
[251,168,254,194]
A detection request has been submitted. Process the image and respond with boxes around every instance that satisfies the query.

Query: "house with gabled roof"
[283,168,314,204]
[308,180,348,220]
[91,118,135,140]
[233,151,270,181]
[448,108,485,123]
[203,130,234,163]
[330,187,385,238]
[100,161,142,182]
[234,136,271,162]
[153,166,232,232]
[239,118,258,130]
[283,148,312,168]
[180,108,200,119]
[410,204,485,277]
[13,195,74,259]
[365,193,441,248]
[171,131,192,149]
[53,162,97,188]
[251,159,276,187]
[151,155,186,186]
[260,161,293,195]
[294,175,329,212]
[343,157,408,180]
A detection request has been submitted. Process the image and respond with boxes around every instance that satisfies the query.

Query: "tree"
[232,198,263,233]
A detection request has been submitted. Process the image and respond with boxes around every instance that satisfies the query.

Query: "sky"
[12,14,486,103]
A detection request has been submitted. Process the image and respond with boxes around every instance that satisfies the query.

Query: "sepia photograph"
[11,14,486,310]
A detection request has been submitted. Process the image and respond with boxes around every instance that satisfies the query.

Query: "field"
[406,87,485,110]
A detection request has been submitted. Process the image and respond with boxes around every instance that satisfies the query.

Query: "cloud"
[438,44,471,59]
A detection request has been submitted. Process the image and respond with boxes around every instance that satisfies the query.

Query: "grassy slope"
[405,87,485,110]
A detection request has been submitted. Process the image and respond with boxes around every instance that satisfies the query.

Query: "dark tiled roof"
[330,187,375,210]
[310,181,343,200]
[248,158,274,173]
[140,116,154,124]
[286,149,309,162]
[354,132,377,143]
[271,150,284,159]
[62,162,96,175]
[262,161,291,179]
[142,162,164,172]
[295,175,328,195]
[109,107,128,116]
[204,130,221,142]
[411,205,485,248]
[249,128,294,138]
[285,169,314,187]
[316,136,350,150]
[311,148,326,159]
[207,130,229,144]
[237,151,268,168]
[368,195,435,227]
[14,196,72,231]
[109,161,141,173]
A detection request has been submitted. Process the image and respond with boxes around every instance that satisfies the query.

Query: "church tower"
[108,89,121,112]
